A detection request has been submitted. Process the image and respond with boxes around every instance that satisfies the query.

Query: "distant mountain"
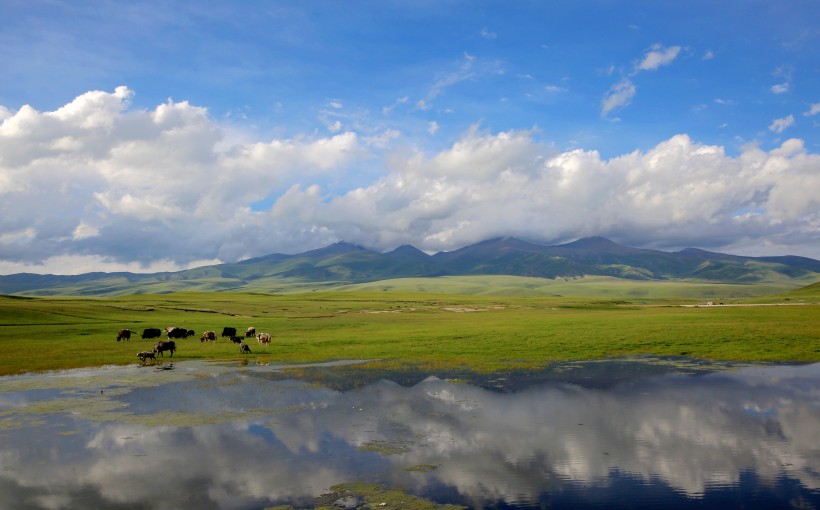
[1,237,818,296]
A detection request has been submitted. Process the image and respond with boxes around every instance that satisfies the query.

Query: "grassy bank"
[0,289,817,376]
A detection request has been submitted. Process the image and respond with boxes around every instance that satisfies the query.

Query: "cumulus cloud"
[1,88,818,274]
[769,114,795,133]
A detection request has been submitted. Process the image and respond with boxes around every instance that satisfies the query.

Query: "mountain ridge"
[1,237,818,296]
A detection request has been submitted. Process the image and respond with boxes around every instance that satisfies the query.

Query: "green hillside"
[1,237,817,297]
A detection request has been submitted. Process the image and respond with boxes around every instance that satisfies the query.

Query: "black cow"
[186,329,195,338]
[239,343,251,354]
[245,327,256,338]
[229,335,243,344]
[116,329,132,342]
[166,327,188,339]
[153,340,176,357]
[221,327,237,338]
[141,328,162,339]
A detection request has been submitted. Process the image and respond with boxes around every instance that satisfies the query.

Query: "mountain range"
[1,236,818,296]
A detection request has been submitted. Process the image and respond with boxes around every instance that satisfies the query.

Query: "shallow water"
[0,358,818,509]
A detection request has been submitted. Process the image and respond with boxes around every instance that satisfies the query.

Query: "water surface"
[0,358,818,509]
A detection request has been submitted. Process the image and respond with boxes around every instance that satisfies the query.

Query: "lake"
[0,358,818,509]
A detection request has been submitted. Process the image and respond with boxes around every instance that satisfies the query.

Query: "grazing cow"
[187,329,195,338]
[166,327,188,339]
[239,343,251,354]
[229,335,243,344]
[137,351,156,363]
[153,340,176,357]
[141,328,162,339]
[116,329,132,342]
[200,331,217,342]
[256,332,271,345]
[245,327,256,338]
[221,327,237,338]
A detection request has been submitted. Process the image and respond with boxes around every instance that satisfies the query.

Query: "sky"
[0,0,818,275]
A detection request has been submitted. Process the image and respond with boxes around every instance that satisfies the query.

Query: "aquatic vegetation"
[315,483,465,510]
[357,440,413,456]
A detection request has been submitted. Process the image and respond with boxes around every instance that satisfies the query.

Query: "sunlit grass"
[0,288,817,376]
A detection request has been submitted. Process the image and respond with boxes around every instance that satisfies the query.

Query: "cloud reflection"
[0,362,817,509]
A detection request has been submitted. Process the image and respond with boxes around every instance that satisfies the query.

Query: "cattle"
[166,327,188,339]
[141,328,162,339]
[153,340,176,357]
[245,327,256,338]
[137,351,156,363]
[256,332,271,345]
[221,327,237,338]
[239,343,251,354]
[229,335,243,344]
[200,331,217,342]
[116,329,132,342]
[187,330,195,338]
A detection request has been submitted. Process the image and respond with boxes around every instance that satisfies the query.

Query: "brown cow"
[245,327,256,338]
[116,329,132,341]
[153,340,176,357]
[200,331,217,342]
[256,332,271,345]
[239,343,251,354]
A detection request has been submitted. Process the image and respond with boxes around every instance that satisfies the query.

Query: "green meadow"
[0,278,817,376]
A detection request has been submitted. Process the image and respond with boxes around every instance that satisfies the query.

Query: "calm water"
[0,358,818,509]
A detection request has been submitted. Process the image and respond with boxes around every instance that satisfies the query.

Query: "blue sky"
[0,0,818,274]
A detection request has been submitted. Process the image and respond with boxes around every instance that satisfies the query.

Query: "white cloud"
[804,103,820,117]
[427,121,439,135]
[416,52,500,111]
[601,79,636,117]
[771,66,793,95]
[363,129,400,149]
[480,28,497,40]
[1,88,818,274]
[636,44,682,71]
[601,44,681,117]
[769,114,795,133]
[702,50,715,60]
[771,83,789,94]
[72,221,100,240]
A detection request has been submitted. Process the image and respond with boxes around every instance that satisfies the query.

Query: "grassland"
[337,274,809,299]
[0,280,817,376]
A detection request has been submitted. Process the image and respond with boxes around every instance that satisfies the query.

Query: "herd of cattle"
[118,326,270,364]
